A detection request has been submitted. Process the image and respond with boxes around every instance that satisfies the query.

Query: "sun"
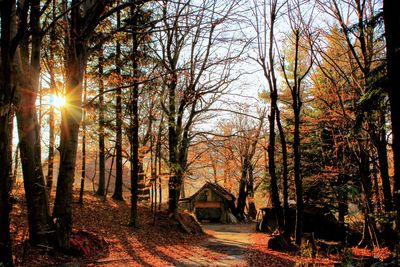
[50,94,66,107]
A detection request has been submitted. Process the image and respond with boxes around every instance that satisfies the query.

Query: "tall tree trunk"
[96,48,106,196]
[15,0,53,245]
[358,150,379,247]
[247,163,257,220]
[113,7,123,200]
[53,40,86,250]
[293,104,303,246]
[8,112,14,187]
[129,10,139,226]
[260,0,284,232]
[168,173,182,217]
[129,73,139,227]
[237,158,249,219]
[97,51,105,196]
[0,112,13,266]
[12,142,19,188]
[15,87,53,245]
[180,178,186,198]
[79,77,87,204]
[0,107,13,266]
[46,0,57,193]
[369,112,392,212]
[382,0,400,232]
[156,116,163,211]
[167,74,179,216]
[53,0,107,250]
[268,96,284,232]
[372,161,382,213]
[276,108,290,236]
[47,101,55,192]
[281,26,311,245]
[0,1,14,263]
[152,145,156,213]
[377,115,392,212]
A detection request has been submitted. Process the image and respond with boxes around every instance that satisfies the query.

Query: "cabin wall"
[179,186,234,223]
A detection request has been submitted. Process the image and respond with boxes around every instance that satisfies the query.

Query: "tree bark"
[236,158,249,219]
[0,34,14,267]
[0,108,14,267]
[156,116,164,211]
[47,100,55,192]
[280,23,311,245]
[377,119,392,212]
[53,37,86,250]
[0,1,16,264]
[293,104,303,246]
[358,150,379,247]
[97,51,105,196]
[254,0,284,233]
[369,112,392,212]
[276,108,290,235]
[167,74,179,215]
[129,71,139,227]
[113,7,123,200]
[0,115,13,266]
[15,0,53,245]
[383,0,400,231]
[247,163,257,220]
[79,77,87,204]
[268,96,284,232]
[8,111,14,188]
[370,111,392,212]
[129,8,140,226]
[53,0,108,250]
[46,0,57,194]
[168,174,181,217]
[15,88,53,244]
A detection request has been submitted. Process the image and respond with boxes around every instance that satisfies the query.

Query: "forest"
[0,0,399,266]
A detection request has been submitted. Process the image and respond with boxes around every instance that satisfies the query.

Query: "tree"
[128,3,141,227]
[79,77,87,204]
[311,26,358,241]
[155,0,243,217]
[15,0,55,245]
[235,109,265,220]
[279,0,314,245]
[45,0,58,193]
[0,1,17,264]
[383,0,400,233]
[97,50,106,196]
[113,6,124,201]
[250,0,286,234]
[316,0,385,247]
[53,0,127,249]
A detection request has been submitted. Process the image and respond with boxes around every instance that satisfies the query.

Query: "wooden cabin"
[179,182,236,223]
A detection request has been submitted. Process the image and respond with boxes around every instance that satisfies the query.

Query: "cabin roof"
[180,182,235,202]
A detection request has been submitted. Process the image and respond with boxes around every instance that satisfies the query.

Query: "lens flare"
[50,95,66,107]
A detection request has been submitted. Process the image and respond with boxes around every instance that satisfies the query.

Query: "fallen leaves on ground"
[245,232,339,266]
[10,191,233,266]
[351,247,393,261]
[11,190,392,266]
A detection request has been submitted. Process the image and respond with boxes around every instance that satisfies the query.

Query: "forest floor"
[9,190,392,266]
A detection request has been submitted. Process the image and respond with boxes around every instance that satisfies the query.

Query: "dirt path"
[175,223,256,267]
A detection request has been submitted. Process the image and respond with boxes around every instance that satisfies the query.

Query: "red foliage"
[245,233,338,266]
[351,247,393,262]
